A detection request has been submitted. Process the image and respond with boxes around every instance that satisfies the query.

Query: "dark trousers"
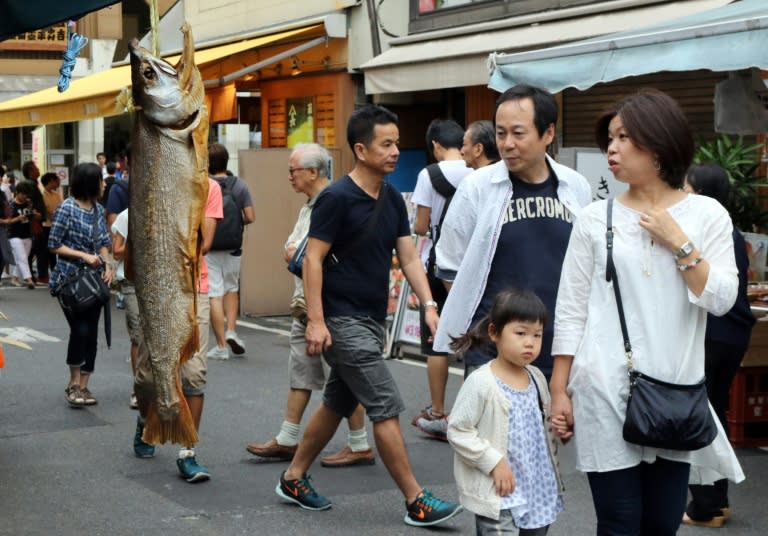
[588,458,690,536]
[687,339,747,520]
[28,229,49,280]
[62,302,103,374]
[43,226,56,272]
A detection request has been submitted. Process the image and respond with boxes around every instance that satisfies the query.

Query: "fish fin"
[179,321,199,366]
[142,389,199,447]
[192,104,209,175]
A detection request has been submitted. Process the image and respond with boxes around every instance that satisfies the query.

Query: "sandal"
[66,385,85,407]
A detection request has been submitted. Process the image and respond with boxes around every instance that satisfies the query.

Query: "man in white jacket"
[434,84,592,379]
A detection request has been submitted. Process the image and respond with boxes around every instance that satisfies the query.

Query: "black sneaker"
[404,488,463,527]
[275,471,331,511]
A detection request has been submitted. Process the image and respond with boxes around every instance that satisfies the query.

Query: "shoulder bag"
[605,199,717,451]
[288,184,387,279]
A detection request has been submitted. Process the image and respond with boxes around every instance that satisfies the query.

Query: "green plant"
[694,134,768,232]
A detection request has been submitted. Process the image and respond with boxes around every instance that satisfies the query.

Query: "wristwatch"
[423,300,439,310]
[675,241,695,260]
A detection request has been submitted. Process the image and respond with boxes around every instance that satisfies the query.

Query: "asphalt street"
[1,285,767,535]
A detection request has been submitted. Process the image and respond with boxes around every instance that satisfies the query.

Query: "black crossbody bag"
[605,199,717,451]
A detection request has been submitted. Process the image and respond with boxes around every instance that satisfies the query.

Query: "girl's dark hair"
[450,288,548,354]
[70,163,103,201]
[685,163,730,207]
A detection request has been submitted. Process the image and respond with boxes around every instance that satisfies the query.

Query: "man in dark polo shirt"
[274,105,463,528]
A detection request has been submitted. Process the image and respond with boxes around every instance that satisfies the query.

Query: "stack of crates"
[728,319,768,447]
[728,366,768,447]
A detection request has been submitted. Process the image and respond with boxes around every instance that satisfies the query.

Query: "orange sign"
[0,23,68,52]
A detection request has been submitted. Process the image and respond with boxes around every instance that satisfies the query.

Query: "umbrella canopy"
[0,0,120,41]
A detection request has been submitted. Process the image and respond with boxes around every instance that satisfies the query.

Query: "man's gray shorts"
[289,317,329,390]
[322,316,405,422]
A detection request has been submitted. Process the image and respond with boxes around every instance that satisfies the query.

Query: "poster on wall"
[286,97,314,147]
[31,126,46,175]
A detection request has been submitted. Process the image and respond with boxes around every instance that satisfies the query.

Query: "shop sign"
[286,97,314,147]
[0,23,68,52]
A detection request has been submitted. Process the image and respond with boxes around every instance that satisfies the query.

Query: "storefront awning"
[0,25,320,128]
[360,0,729,94]
[489,0,768,93]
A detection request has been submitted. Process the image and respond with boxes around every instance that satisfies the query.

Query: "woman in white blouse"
[549,89,744,535]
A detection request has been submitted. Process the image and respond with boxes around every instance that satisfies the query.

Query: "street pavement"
[1,284,767,535]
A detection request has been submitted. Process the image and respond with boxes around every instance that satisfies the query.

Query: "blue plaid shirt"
[48,198,111,289]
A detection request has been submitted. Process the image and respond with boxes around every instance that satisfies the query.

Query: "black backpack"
[211,175,244,251]
[425,163,456,275]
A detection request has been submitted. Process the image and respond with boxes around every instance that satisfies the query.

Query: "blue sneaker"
[404,488,463,527]
[176,451,210,483]
[133,417,156,458]
[275,471,331,511]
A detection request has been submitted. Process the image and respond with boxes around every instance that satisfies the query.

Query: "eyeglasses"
[288,167,314,177]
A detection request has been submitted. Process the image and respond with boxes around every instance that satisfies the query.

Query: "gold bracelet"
[677,257,703,271]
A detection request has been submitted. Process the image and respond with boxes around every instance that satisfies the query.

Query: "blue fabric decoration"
[58,24,89,93]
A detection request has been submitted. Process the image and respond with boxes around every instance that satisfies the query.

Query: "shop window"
[47,123,75,150]
[410,0,606,34]
[267,94,336,148]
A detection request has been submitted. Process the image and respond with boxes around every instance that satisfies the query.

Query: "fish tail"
[142,390,199,447]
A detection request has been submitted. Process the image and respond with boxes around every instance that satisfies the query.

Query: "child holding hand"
[447,289,570,535]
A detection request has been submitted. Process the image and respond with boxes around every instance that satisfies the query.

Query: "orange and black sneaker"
[275,471,331,511]
[404,488,463,527]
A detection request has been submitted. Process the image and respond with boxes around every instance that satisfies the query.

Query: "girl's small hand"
[551,414,574,440]
[491,459,515,497]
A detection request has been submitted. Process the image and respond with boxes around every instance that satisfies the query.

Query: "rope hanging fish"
[57,21,89,93]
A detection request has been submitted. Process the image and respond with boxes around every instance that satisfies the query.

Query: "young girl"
[447,289,569,535]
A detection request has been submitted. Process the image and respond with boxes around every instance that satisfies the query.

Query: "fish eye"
[143,67,155,80]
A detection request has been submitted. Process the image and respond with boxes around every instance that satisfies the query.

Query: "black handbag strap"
[606,199,634,369]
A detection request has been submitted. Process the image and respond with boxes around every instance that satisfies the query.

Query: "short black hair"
[346,105,398,153]
[686,163,730,207]
[208,143,229,174]
[40,172,59,186]
[426,119,464,154]
[70,163,103,201]
[595,89,693,188]
[495,84,558,138]
[14,179,36,197]
[467,120,500,161]
[106,161,117,174]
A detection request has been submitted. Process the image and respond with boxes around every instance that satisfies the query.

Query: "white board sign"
[574,149,628,200]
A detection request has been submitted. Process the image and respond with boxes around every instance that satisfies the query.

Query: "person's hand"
[305,319,332,356]
[102,262,114,285]
[491,459,515,497]
[638,207,688,254]
[84,253,102,267]
[424,307,439,340]
[550,390,574,439]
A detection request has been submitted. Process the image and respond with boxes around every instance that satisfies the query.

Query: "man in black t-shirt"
[275,105,463,528]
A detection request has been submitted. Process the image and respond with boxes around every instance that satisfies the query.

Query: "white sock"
[275,421,300,446]
[178,448,195,459]
[348,427,370,452]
